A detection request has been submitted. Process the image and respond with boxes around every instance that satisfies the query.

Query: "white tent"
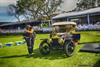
[52,7,100,19]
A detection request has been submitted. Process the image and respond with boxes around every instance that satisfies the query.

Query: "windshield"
[58,25,66,33]
[54,25,66,33]
[53,24,76,33]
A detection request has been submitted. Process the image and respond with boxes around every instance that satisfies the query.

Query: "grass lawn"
[0,31,100,67]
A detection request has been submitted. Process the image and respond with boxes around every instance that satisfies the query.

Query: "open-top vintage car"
[39,21,80,57]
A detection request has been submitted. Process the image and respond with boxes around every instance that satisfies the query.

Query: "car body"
[39,21,80,57]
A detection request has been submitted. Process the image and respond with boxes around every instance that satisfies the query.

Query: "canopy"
[52,22,76,26]
[52,7,100,19]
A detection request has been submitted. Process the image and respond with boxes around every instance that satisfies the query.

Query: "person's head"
[26,25,32,30]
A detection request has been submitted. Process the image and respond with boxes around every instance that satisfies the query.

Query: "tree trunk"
[23,14,30,21]
[15,15,20,22]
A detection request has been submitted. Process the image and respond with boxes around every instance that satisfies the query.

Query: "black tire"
[64,40,75,57]
[39,41,50,55]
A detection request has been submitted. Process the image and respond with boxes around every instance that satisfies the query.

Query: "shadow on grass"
[0,42,100,60]
[93,59,100,67]
[0,54,28,58]
[32,48,67,60]
[79,41,100,44]
[0,48,67,60]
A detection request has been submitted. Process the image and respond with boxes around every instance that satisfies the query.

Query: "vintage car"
[39,21,80,57]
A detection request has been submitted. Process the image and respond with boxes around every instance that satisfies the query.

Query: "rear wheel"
[39,41,50,55]
[64,40,75,57]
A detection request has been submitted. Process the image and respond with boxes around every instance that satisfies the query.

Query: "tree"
[41,0,62,20]
[8,4,22,22]
[16,0,62,20]
[76,0,100,11]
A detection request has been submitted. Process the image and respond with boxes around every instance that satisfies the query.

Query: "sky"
[0,0,19,22]
[61,0,77,12]
[0,0,77,22]
[0,0,16,6]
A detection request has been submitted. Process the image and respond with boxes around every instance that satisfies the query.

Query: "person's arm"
[32,31,36,38]
[25,29,33,33]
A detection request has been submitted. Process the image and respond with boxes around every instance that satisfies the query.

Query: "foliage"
[8,4,22,22]
[13,0,62,21]
[76,0,100,11]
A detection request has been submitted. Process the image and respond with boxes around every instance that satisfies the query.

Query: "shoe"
[28,53,33,57]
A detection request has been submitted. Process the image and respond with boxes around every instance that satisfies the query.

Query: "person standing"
[23,25,36,57]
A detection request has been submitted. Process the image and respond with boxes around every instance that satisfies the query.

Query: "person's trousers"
[24,37,34,54]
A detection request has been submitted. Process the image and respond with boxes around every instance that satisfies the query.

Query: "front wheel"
[39,41,50,55]
[64,40,75,57]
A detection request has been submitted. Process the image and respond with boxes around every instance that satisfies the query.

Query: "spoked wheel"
[64,40,75,57]
[39,41,50,55]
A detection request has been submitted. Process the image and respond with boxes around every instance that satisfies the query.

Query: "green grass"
[0,32,100,67]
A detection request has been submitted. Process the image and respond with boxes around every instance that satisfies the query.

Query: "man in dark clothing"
[23,25,36,57]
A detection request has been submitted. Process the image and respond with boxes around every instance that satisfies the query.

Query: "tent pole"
[87,14,90,24]
[67,18,69,21]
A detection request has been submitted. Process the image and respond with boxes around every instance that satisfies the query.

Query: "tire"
[64,40,75,57]
[39,41,50,55]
